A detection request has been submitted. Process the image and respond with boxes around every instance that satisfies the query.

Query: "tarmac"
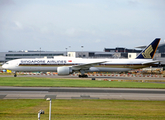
[0,74,165,100]
[0,87,165,100]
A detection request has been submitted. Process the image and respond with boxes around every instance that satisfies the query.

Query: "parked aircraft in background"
[2,38,161,77]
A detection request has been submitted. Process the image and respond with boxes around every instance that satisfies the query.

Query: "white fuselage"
[2,56,155,73]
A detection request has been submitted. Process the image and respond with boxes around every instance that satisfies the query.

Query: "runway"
[0,87,165,100]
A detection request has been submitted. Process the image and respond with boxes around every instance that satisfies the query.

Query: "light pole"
[38,109,44,120]
[68,46,71,51]
[81,46,83,57]
[65,48,67,56]
[40,47,41,58]
[46,98,51,120]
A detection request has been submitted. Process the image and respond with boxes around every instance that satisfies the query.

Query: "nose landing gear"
[14,72,17,77]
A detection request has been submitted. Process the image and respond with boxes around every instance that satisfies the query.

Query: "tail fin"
[136,38,161,59]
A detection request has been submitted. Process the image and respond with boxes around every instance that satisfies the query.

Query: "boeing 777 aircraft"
[2,38,161,77]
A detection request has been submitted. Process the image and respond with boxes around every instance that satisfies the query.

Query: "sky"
[0,0,165,52]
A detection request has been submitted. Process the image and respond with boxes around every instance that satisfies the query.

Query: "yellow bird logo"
[142,45,153,58]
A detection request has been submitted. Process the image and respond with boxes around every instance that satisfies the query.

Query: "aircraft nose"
[2,64,8,69]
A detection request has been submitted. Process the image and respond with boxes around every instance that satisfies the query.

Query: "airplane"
[2,38,161,77]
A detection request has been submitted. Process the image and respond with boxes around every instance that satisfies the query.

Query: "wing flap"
[72,61,107,70]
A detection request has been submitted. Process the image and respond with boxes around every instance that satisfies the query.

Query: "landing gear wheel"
[79,74,88,78]
[14,72,17,77]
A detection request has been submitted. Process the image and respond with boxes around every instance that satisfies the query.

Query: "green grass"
[0,77,165,88]
[0,99,165,120]
[0,77,165,119]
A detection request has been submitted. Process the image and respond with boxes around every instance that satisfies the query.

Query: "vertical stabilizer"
[136,38,161,59]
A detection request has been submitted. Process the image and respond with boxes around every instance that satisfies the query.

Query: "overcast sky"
[0,0,165,52]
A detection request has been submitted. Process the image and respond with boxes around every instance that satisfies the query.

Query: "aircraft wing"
[142,60,161,65]
[72,61,107,70]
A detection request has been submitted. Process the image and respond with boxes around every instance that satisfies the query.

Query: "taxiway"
[0,87,165,100]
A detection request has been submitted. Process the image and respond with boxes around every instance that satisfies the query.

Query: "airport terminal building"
[0,50,116,63]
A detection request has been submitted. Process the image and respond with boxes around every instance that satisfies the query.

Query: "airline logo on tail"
[142,45,153,58]
[136,38,160,59]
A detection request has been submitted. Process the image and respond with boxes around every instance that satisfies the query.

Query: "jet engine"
[57,67,72,75]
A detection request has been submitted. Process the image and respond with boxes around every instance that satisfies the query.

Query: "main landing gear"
[78,70,88,78]
[78,74,88,78]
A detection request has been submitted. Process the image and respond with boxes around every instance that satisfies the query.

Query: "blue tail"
[136,38,161,59]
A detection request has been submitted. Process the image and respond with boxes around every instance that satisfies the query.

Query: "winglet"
[136,38,161,59]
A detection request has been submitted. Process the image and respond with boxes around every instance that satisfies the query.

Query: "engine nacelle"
[57,67,72,75]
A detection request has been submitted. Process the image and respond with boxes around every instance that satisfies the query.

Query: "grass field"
[0,77,165,88]
[0,99,165,120]
[0,77,165,119]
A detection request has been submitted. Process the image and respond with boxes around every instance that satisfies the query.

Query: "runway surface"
[0,87,165,100]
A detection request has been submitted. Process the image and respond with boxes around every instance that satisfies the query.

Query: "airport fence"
[15,72,164,78]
